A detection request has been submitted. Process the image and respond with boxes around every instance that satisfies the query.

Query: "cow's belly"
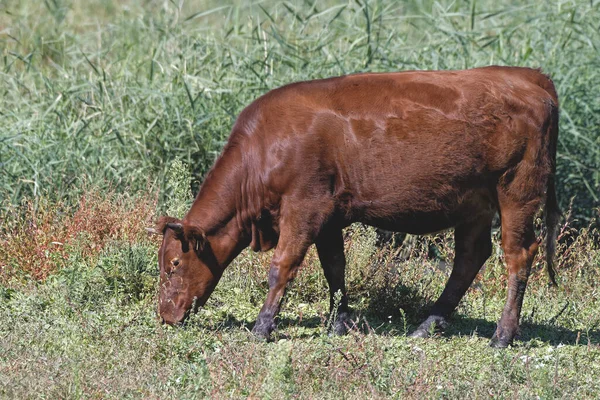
[344,186,497,234]
[363,211,456,235]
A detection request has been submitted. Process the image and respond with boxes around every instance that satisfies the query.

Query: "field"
[1,0,600,398]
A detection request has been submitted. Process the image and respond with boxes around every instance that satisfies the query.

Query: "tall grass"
[1,0,598,224]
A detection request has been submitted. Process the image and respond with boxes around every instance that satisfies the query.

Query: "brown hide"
[156,66,560,348]
[223,67,554,233]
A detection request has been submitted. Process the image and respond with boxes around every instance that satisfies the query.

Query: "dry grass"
[0,188,157,282]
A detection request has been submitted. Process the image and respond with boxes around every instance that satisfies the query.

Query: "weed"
[0,188,156,282]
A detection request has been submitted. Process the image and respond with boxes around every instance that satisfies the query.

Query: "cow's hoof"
[489,334,512,348]
[331,312,351,336]
[410,315,448,338]
[252,319,275,341]
[490,325,517,348]
[489,338,510,348]
[409,328,430,339]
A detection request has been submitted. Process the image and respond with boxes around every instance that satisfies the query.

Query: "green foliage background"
[1,0,599,222]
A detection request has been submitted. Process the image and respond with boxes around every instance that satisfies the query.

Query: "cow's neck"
[183,146,250,267]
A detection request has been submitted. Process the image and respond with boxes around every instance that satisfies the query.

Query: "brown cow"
[154,66,560,348]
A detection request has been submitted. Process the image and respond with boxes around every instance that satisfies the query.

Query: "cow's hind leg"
[489,197,540,348]
[315,227,351,335]
[411,217,493,338]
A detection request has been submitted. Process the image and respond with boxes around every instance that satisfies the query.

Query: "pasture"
[1,0,599,397]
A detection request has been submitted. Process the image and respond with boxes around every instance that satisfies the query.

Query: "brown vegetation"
[0,189,157,282]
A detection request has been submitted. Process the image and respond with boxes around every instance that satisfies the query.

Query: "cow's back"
[233,67,557,234]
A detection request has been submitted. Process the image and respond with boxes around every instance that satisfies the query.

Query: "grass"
[1,189,599,397]
[1,0,600,398]
[1,160,600,398]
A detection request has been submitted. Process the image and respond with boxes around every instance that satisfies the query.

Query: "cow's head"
[153,216,223,325]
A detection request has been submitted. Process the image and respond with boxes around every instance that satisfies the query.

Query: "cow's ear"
[155,216,183,236]
[166,222,184,235]
[184,224,207,253]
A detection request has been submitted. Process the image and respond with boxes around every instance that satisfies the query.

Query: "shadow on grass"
[185,279,600,346]
[185,311,325,339]
[184,309,600,346]
[444,315,600,346]
[356,278,600,346]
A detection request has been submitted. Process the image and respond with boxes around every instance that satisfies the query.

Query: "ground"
[2,213,600,398]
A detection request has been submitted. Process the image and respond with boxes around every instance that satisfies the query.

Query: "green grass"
[1,160,599,398]
[1,0,600,398]
[1,213,600,398]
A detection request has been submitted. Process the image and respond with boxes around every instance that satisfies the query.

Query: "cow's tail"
[545,174,560,286]
[541,73,561,286]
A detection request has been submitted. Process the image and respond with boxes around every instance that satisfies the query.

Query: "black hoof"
[410,315,448,338]
[489,337,511,348]
[252,319,275,341]
[330,312,351,336]
[490,324,517,348]
[489,333,512,348]
[409,329,429,339]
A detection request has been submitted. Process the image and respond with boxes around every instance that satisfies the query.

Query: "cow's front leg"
[252,229,311,341]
